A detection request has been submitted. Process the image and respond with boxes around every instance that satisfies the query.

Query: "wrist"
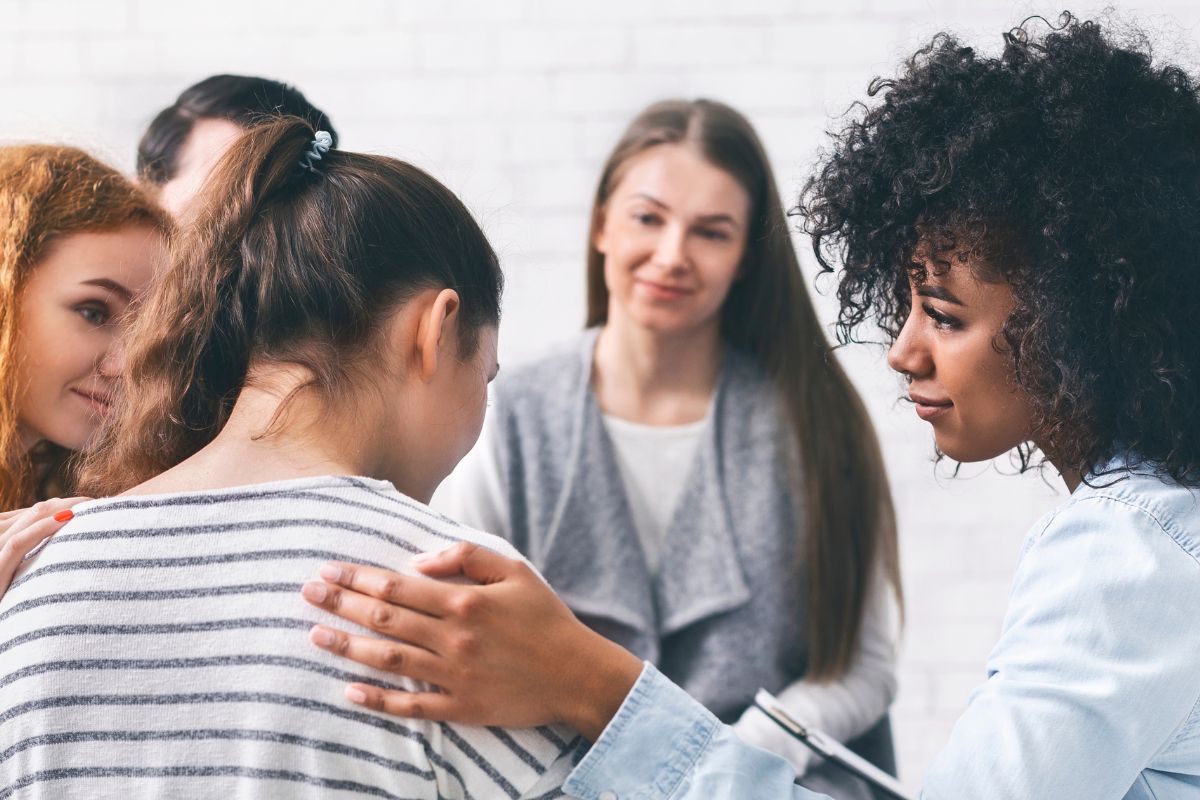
[560,628,642,742]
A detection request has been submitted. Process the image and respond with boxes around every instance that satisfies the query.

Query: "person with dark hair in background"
[296,15,1200,799]
[137,74,337,217]
[0,118,576,798]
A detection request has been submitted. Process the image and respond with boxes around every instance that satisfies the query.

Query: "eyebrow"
[81,278,134,303]
[916,284,965,306]
[631,192,742,228]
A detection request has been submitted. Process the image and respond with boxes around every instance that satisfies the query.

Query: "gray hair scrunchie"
[298,130,333,173]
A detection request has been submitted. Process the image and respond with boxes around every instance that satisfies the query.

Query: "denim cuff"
[564,661,718,800]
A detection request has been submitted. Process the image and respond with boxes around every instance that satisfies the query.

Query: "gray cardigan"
[492,329,809,723]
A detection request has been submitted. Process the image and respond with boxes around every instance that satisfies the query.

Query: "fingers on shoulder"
[346,683,463,722]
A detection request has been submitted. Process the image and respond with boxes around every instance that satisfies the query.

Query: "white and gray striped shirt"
[0,475,580,799]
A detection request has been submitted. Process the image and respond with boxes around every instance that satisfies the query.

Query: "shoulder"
[1013,470,1200,630]
[1039,468,1200,566]
[715,346,788,462]
[715,346,779,422]
[339,477,530,563]
[722,345,773,392]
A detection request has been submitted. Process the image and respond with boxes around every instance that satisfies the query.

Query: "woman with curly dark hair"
[293,14,1200,799]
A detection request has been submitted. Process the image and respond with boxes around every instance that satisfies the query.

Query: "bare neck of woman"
[123,363,391,499]
[592,316,722,426]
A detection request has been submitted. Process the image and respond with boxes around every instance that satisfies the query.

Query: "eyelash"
[922,303,960,330]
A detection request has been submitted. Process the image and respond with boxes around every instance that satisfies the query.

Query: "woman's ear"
[416,288,462,382]
[592,207,609,255]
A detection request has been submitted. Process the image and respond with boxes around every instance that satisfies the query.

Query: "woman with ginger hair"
[0,146,166,585]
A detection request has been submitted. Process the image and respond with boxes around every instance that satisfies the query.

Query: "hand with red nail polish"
[0,497,88,598]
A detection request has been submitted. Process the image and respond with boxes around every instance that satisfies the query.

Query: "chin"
[42,422,95,453]
[628,308,705,336]
[933,433,1020,465]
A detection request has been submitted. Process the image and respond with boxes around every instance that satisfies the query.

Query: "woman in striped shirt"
[0,118,580,799]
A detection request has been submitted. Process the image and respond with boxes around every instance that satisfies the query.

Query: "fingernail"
[345,686,367,704]
[301,582,327,603]
[413,552,435,564]
[310,626,336,647]
[53,510,74,523]
[318,564,341,582]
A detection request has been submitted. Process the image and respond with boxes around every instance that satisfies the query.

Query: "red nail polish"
[53,510,74,523]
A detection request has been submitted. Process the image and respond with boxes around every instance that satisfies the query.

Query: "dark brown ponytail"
[81,117,501,495]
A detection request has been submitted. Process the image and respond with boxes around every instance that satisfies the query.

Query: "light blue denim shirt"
[565,458,1200,799]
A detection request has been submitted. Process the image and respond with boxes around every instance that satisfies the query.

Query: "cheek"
[940,339,1032,458]
[695,249,741,304]
[17,311,107,394]
[601,236,640,289]
[13,345,103,451]
[57,326,110,379]
[19,307,88,384]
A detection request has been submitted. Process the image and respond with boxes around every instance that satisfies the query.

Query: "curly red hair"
[0,145,166,509]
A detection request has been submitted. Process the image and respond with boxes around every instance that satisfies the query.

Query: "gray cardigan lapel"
[535,333,657,645]
[535,331,752,652]
[655,354,752,635]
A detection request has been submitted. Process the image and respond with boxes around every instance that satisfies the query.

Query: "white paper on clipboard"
[753,689,917,800]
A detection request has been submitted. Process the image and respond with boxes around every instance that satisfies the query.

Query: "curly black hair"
[798,12,1200,484]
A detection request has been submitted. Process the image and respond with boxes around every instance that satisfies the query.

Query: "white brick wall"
[4,0,1199,789]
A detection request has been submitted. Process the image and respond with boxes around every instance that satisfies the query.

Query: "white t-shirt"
[599,412,709,575]
[434,410,709,573]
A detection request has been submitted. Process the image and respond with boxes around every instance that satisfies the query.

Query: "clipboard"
[753,689,917,800]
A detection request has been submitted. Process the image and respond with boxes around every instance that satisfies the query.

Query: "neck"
[1038,441,1082,492]
[17,423,41,455]
[1058,466,1083,493]
[128,364,426,500]
[592,311,722,425]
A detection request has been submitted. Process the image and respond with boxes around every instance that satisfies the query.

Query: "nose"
[651,222,689,273]
[97,335,127,379]
[887,306,932,379]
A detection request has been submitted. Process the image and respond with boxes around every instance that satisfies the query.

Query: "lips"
[635,278,694,300]
[71,388,114,415]
[908,392,953,422]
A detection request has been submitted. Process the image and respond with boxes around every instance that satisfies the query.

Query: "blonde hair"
[0,145,165,509]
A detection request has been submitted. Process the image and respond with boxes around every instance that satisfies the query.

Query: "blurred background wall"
[4,0,1198,789]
